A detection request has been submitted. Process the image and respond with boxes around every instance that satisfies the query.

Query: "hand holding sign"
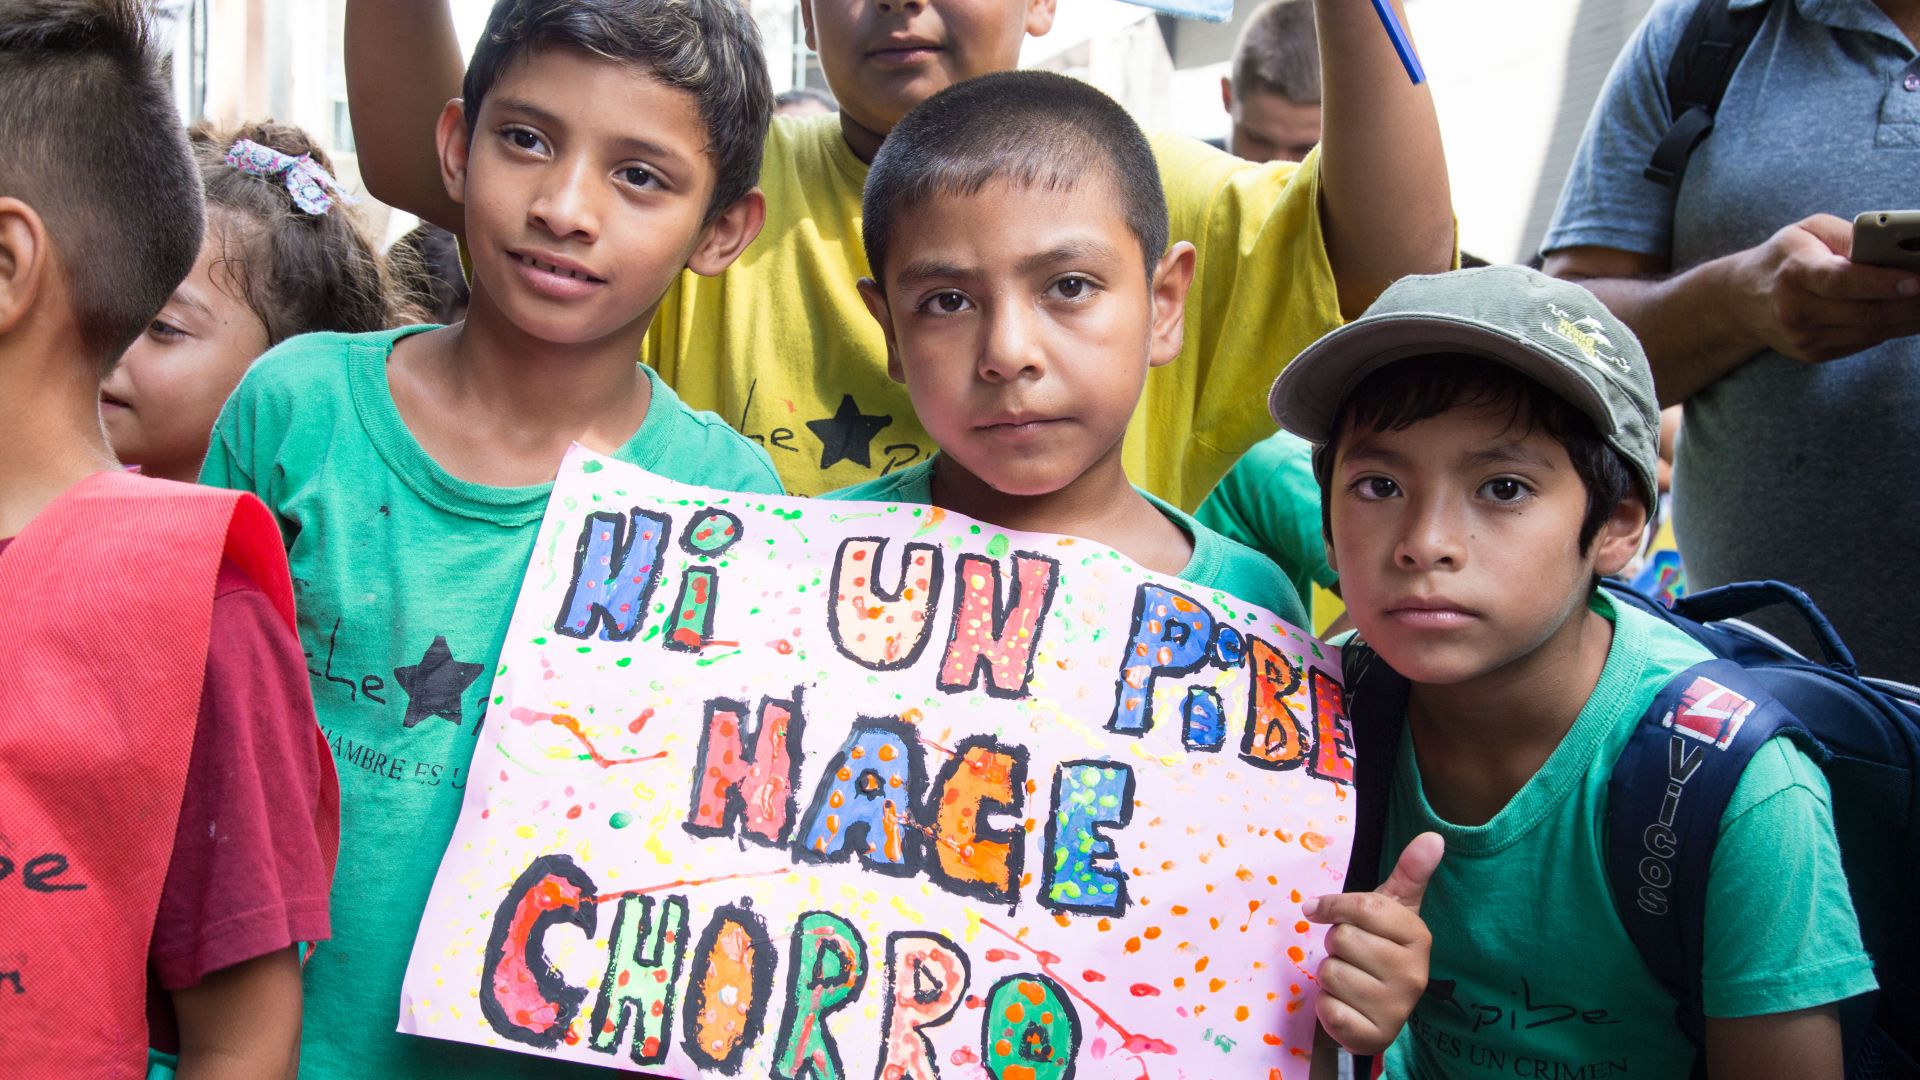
[1303,831,1444,1055]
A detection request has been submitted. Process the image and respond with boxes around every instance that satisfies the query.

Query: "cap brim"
[1268,313,1618,444]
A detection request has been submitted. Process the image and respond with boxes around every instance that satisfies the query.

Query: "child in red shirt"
[0,4,337,1077]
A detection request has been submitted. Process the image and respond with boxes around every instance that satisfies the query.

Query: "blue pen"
[1369,0,1426,85]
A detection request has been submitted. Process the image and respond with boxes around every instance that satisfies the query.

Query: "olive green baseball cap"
[1267,265,1661,501]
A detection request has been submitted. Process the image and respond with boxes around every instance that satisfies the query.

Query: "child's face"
[802,0,1055,141]
[101,223,270,482]
[445,47,737,348]
[1326,401,1645,687]
[859,172,1192,498]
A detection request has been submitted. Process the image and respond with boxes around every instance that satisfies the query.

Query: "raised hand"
[1303,830,1444,1055]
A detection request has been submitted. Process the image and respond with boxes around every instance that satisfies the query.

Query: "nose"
[528,155,600,243]
[1394,491,1465,572]
[977,300,1047,384]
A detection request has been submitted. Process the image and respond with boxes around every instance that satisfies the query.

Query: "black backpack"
[1643,0,1774,188]
[1344,579,1920,1078]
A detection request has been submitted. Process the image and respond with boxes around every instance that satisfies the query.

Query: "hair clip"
[224,138,357,216]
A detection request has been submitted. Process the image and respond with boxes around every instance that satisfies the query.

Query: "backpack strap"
[1604,658,1809,1067]
[1644,0,1773,188]
[1341,638,1410,895]
[1338,638,1411,1080]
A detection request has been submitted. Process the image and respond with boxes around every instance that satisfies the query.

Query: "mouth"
[977,412,1066,435]
[99,389,132,412]
[866,38,944,66]
[506,249,608,302]
[509,249,605,284]
[1383,598,1480,628]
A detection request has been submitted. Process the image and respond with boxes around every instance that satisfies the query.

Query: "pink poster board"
[399,446,1355,1078]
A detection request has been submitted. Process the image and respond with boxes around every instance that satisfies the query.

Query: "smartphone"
[1851,210,1920,271]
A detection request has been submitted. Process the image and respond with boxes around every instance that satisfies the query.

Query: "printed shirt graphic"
[1380,591,1875,1078]
[200,325,783,1080]
[643,113,1342,506]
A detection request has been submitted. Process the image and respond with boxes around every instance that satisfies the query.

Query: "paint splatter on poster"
[399,446,1354,1077]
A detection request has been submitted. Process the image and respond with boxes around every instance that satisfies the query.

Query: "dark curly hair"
[191,120,424,344]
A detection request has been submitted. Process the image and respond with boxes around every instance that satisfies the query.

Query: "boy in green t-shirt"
[828,74,1444,1073]
[1269,266,1875,1078]
[343,0,1453,501]
[201,2,782,1077]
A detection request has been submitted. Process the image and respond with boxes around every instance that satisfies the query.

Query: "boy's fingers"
[1316,954,1387,1009]
[1321,922,1420,981]
[1304,891,1429,946]
[1376,831,1444,913]
[1315,991,1390,1057]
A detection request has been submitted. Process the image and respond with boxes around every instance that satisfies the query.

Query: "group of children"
[0,0,1875,1078]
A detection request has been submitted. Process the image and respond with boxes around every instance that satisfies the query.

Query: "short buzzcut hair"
[863,70,1169,281]
[462,0,772,222]
[1232,0,1321,104]
[0,0,204,370]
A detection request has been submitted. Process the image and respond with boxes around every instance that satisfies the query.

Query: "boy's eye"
[147,318,186,342]
[618,165,658,189]
[1049,275,1094,300]
[503,128,545,153]
[921,291,972,315]
[1354,476,1399,500]
[1481,477,1530,503]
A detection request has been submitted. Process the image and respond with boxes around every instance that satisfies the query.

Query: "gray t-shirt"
[1545,0,1920,681]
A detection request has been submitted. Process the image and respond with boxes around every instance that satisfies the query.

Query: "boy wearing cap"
[1269,266,1874,1077]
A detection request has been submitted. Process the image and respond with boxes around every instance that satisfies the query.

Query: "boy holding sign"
[1269,266,1874,1077]
[200,1,782,1076]
[831,70,1441,1068]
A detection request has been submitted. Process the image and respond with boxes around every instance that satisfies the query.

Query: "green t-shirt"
[1194,430,1335,621]
[1381,591,1875,1078]
[826,456,1308,629]
[200,325,783,1080]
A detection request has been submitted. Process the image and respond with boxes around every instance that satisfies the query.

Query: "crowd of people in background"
[1,0,1914,1076]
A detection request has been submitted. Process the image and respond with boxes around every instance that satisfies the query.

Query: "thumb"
[1376,831,1444,913]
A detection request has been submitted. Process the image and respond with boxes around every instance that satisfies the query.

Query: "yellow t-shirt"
[645,113,1342,505]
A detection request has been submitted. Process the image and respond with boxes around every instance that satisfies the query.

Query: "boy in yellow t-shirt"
[345,0,1452,500]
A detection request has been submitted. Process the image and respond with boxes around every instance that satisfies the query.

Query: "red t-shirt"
[0,539,334,1052]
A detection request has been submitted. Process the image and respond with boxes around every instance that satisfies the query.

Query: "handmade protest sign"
[399,446,1355,1078]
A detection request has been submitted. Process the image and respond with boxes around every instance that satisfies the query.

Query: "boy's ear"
[0,197,50,337]
[436,99,473,207]
[1148,241,1197,368]
[856,276,906,383]
[1025,0,1059,37]
[1590,491,1651,578]
[686,189,767,277]
[800,0,818,52]
[1220,75,1235,114]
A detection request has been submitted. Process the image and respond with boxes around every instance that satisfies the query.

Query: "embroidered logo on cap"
[1544,303,1629,375]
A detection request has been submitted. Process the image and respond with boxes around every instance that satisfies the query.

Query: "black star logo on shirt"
[805,393,891,470]
[392,635,483,729]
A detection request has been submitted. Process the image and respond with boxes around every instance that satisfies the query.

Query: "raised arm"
[1546,218,1920,406]
[1314,0,1454,319]
[345,0,468,233]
